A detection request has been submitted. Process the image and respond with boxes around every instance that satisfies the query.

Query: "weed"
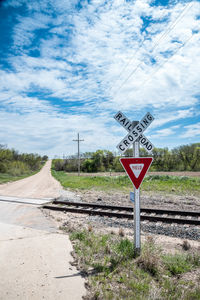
[105,245,111,255]
[70,230,87,242]
[136,237,162,276]
[128,280,149,294]
[115,238,134,259]
[182,240,191,251]
[163,254,192,275]
[186,251,200,267]
[184,287,200,300]
[160,278,183,299]
[88,224,93,232]
[118,228,125,237]
[100,235,110,247]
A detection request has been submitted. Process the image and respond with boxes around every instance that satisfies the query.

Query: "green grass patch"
[64,227,200,300]
[52,170,200,195]
[51,170,131,191]
[163,254,193,275]
[143,175,200,195]
[0,171,39,184]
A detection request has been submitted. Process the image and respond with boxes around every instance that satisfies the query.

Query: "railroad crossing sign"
[114,111,154,154]
[120,157,153,189]
[114,110,155,257]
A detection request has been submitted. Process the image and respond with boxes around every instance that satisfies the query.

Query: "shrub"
[137,236,162,276]
[0,162,7,173]
[115,238,134,259]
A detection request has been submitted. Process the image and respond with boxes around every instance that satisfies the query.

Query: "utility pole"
[73,133,84,176]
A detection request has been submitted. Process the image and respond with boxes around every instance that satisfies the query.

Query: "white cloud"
[151,125,181,139]
[181,122,200,138]
[1,0,200,155]
[150,109,197,129]
[0,107,119,157]
[4,0,200,112]
[154,128,174,137]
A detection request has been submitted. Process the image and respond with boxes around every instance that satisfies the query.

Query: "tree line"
[53,143,200,173]
[0,145,48,176]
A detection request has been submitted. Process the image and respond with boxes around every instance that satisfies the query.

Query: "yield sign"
[120,157,153,189]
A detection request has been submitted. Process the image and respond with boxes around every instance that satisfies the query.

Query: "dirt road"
[0,160,62,199]
[0,161,86,300]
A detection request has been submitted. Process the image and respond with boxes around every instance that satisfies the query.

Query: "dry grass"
[136,236,162,276]
[118,228,125,237]
[182,240,191,251]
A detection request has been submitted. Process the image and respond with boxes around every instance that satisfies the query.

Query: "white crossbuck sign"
[114,111,154,154]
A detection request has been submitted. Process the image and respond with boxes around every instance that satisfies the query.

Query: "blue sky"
[0,0,199,157]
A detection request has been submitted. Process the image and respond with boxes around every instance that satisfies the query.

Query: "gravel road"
[0,160,62,199]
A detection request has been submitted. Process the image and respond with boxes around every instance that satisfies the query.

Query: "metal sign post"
[134,188,140,255]
[133,141,140,256]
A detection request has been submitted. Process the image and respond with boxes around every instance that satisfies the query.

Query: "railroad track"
[43,200,200,226]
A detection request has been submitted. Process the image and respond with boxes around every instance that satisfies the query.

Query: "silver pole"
[133,141,140,256]
[132,121,141,256]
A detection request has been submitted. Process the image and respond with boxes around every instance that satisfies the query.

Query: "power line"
[111,1,194,98]
[127,32,197,99]
[109,28,151,92]
[150,1,193,53]
[146,35,194,84]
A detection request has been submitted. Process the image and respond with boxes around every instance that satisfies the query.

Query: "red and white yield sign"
[120,157,153,189]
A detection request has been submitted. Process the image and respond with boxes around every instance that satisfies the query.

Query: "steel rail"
[43,201,200,225]
[53,200,200,217]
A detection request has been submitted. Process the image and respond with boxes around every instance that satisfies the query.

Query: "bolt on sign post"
[114,111,154,257]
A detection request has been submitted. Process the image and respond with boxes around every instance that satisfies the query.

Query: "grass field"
[0,171,38,184]
[62,226,200,300]
[52,170,200,196]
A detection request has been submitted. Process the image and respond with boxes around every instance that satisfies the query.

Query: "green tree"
[151,148,172,171]
[174,143,200,171]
